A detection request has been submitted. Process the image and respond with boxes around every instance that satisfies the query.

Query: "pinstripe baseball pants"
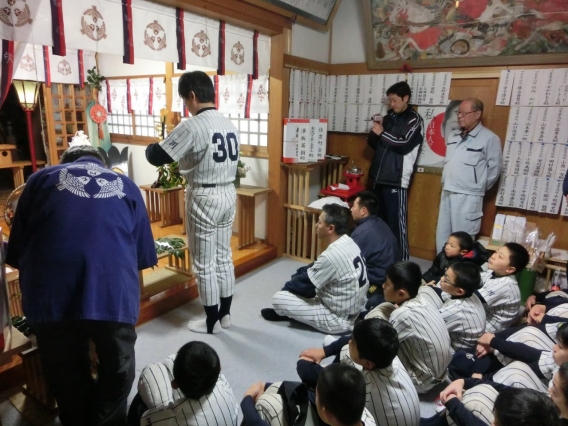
[186,185,236,306]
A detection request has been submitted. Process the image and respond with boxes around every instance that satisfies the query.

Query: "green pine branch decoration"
[85,66,106,91]
[155,237,186,259]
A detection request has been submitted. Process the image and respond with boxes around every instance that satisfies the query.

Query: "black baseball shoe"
[261,308,290,322]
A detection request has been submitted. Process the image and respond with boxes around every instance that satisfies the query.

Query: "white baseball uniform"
[543,304,568,340]
[137,353,239,426]
[477,271,520,333]
[160,108,239,306]
[368,297,452,393]
[492,361,551,393]
[445,384,498,426]
[416,285,444,310]
[439,293,486,352]
[254,382,376,426]
[272,234,368,334]
[339,346,420,426]
[417,286,486,352]
[494,326,555,366]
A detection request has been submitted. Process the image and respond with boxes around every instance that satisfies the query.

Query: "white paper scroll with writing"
[526,176,541,211]
[519,107,538,142]
[556,144,568,180]
[496,70,515,106]
[561,195,568,217]
[519,69,540,107]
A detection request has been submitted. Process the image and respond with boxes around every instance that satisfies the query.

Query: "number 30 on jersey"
[212,132,239,163]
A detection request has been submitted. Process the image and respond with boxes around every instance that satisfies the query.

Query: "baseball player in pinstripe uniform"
[525,290,568,328]
[297,318,420,426]
[451,323,568,393]
[261,204,368,334]
[433,379,560,426]
[420,263,486,352]
[476,243,529,333]
[242,364,376,426]
[367,262,452,393]
[147,71,239,334]
[130,341,239,426]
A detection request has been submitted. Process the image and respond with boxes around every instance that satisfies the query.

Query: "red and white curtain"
[48,48,96,85]
[257,34,270,77]
[98,82,109,110]
[107,79,129,113]
[223,24,253,75]
[0,0,53,48]
[250,75,269,114]
[0,0,271,72]
[217,74,248,115]
[151,76,166,114]
[13,44,96,86]
[13,43,45,81]
[171,76,184,114]
[180,11,219,71]
[131,0,178,63]
[129,78,150,112]
[63,0,124,56]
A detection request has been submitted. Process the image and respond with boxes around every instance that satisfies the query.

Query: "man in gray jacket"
[436,98,502,252]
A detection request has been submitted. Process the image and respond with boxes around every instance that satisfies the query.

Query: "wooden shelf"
[283,157,349,261]
[43,84,93,165]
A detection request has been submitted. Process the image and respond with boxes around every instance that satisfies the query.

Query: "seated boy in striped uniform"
[422,378,561,426]
[476,242,529,333]
[420,262,486,352]
[261,204,368,334]
[296,318,420,426]
[525,289,568,326]
[241,364,376,426]
[128,341,239,426]
[449,322,568,391]
[366,262,452,393]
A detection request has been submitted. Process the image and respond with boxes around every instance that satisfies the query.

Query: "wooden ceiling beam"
[152,0,292,35]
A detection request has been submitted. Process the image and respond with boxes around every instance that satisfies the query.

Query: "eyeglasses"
[441,274,456,286]
[455,110,479,117]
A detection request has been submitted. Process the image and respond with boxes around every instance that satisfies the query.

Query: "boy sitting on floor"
[476,242,529,333]
[420,262,485,352]
[296,318,420,426]
[128,341,239,426]
[366,262,452,393]
[422,231,488,285]
[241,364,376,426]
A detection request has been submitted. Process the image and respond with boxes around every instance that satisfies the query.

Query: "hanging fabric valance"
[1,0,270,74]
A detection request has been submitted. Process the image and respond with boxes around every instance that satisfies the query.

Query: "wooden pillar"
[266,30,291,256]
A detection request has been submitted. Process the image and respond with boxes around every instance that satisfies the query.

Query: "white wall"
[291,23,330,63]
[330,1,366,64]
[98,54,167,77]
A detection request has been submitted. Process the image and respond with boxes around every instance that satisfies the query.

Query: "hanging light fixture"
[13,80,40,172]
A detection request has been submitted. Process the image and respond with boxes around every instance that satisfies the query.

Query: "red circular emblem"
[90,103,107,124]
[426,112,446,157]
